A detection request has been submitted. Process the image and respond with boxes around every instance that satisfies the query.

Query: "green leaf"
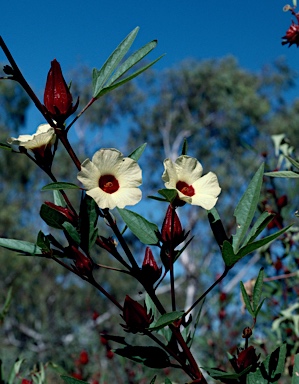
[149,376,157,384]
[117,208,159,245]
[53,190,67,207]
[106,40,157,86]
[79,194,98,253]
[114,346,170,368]
[60,376,89,384]
[247,344,286,384]
[240,281,255,317]
[149,311,184,331]
[285,155,299,170]
[95,55,163,98]
[232,163,264,253]
[221,240,238,267]
[41,182,80,191]
[252,268,264,313]
[7,358,26,384]
[0,142,12,151]
[236,225,292,260]
[164,379,173,384]
[181,138,188,155]
[0,287,12,322]
[292,353,299,384]
[92,27,139,98]
[242,211,275,246]
[255,298,266,318]
[40,203,66,229]
[158,189,178,203]
[203,366,252,380]
[0,238,43,255]
[36,231,51,252]
[62,222,80,245]
[128,143,147,161]
[264,170,299,178]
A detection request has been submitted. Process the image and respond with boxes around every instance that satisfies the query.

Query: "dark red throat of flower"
[176,181,195,197]
[99,174,119,194]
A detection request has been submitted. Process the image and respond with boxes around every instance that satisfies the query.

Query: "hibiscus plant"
[0,21,297,384]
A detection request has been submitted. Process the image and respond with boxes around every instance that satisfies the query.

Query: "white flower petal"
[192,172,221,197]
[110,188,142,209]
[175,156,203,184]
[77,159,101,190]
[191,194,219,210]
[8,124,56,149]
[86,188,116,209]
[117,158,142,187]
[92,148,123,174]
[162,158,178,189]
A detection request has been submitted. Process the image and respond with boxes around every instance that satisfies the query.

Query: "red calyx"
[141,247,162,286]
[121,295,153,333]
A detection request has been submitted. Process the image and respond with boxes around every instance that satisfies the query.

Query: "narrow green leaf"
[0,238,43,255]
[221,240,237,267]
[252,268,264,313]
[95,55,164,98]
[106,40,157,86]
[203,366,252,380]
[264,170,299,178]
[243,211,275,246]
[158,188,178,203]
[181,138,188,155]
[148,195,168,202]
[60,376,89,384]
[285,155,299,170]
[36,231,51,252]
[79,195,98,253]
[232,163,264,253]
[149,376,157,384]
[8,359,26,384]
[292,353,299,384]
[236,224,292,260]
[165,379,173,384]
[240,281,255,317]
[128,143,147,161]
[92,27,139,97]
[114,346,170,368]
[62,222,80,245]
[117,208,159,245]
[149,311,184,331]
[41,182,80,191]
[0,142,12,151]
[255,298,266,318]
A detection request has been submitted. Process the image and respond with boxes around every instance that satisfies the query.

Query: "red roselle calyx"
[121,295,153,333]
[230,346,260,373]
[141,247,162,287]
[44,59,79,123]
[160,205,187,248]
[282,8,299,47]
[71,246,93,276]
[44,201,77,225]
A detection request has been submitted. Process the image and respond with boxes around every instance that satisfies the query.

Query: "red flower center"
[99,174,119,194]
[176,181,195,197]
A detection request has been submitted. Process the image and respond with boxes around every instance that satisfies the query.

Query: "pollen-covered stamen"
[99,174,119,194]
[176,180,195,197]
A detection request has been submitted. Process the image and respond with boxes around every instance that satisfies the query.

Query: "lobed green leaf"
[242,211,274,246]
[221,240,237,267]
[117,208,159,244]
[240,281,255,317]
[92,27,139,98]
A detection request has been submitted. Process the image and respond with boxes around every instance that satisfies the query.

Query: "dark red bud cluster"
[230,346,260,374]
[160,205,186,248]
[141,247,162,287]
[45,201,77,225]
[121,295,153,333]
[44,59,79,124]
[71,246,93,276]
[282,20,299,47]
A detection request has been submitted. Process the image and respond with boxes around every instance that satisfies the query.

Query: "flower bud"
[44,201,77,225]
[44,59,79,123]
[161,205,186,248]
[121,295,153,333]
[71,246,93,276]
[232,346,260,373]
[141,247,162,287]
[79,350,89,365]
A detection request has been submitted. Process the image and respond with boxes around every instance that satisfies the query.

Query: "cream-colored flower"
[8,123,56,150]
[162,155,221,210]
[77,148,142,210]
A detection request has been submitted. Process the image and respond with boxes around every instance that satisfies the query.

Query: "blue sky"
[1,0,299,131]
